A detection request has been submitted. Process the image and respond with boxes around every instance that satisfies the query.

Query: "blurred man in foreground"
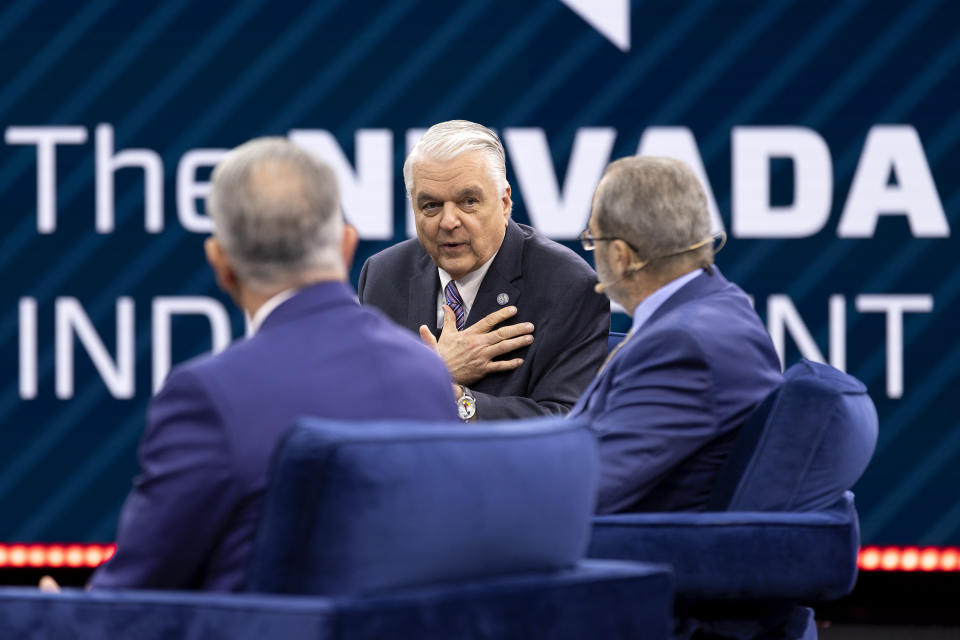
[358,120,609,421]
[89,138,457,591]
[573,156,781,513]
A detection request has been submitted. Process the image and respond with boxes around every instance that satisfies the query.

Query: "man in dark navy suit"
[89,138,457,591]
[358,121,609,421]
[572,156,782,514]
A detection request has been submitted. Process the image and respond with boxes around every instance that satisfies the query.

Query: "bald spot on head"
[206,137,343,291]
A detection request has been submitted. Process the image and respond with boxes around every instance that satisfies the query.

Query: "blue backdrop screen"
[0,0,957,546]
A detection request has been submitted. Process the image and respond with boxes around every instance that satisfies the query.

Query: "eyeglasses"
[578,228,638,252]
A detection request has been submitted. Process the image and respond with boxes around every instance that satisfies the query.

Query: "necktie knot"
[444,281,467,331]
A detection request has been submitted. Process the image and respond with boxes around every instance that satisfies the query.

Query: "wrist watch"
[456,386,477,422]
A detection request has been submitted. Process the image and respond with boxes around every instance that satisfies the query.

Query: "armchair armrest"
[587,493,859,601]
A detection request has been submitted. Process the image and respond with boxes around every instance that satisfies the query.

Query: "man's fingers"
[487,334,534,356]
[418,324,439,352]
[439,305,459,336]
[490,321,534,343]
[475,306,518,332]
[485,358,524,374]
[39,575,60,593]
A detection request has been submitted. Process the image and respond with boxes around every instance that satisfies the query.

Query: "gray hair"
[403,120,508,198]
[206,137,344,291]
[594,156,712,270]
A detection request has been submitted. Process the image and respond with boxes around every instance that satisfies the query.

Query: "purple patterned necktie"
[444,280,467,330]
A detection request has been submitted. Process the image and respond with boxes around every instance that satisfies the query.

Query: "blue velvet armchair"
[588,354,879,639]
[0,417,674,639]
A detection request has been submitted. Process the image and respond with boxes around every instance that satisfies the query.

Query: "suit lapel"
[408,250,440,333]
[466,220,523,327]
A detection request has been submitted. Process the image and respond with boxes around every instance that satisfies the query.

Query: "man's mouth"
[440,241,467,251]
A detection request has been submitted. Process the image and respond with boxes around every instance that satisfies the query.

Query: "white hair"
[403,120,508,198]
[206,137,344,291]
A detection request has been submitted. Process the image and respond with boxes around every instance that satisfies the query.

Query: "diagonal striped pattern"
[444,281,467,331]
[0,0,957,552]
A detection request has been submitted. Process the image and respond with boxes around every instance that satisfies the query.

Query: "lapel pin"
[497,293,509,306]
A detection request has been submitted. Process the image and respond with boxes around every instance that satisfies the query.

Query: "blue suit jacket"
[572,269,782,513]
[90,282,457,591]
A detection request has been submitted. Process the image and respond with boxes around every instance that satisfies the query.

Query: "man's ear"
[341,223,359,271]
[501,184,512,223]
[205,237,240,299]
[612,239,633,276]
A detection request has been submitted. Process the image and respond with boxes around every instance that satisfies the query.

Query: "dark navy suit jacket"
[571,269,782,513]
[357,220,610,420]
[90,282,457,591]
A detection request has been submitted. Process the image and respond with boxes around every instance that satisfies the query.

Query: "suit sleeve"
[472,279,610,420]
[591,329,716,513]
[89,368,237,590]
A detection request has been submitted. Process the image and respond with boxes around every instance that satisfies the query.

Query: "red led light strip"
[0,543,957,572]
[0,544,116,569]
[858,546,960,572]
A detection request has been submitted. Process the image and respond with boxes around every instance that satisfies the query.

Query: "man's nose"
[438,203,461,230]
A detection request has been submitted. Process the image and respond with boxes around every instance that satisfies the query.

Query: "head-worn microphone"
[594,263,644,294]
[593,232,727,295]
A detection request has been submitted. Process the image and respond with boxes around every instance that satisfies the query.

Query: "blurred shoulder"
[363,237,425,271]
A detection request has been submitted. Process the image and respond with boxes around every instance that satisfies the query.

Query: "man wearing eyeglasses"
[358,120,609,421]
[573,156,782,513]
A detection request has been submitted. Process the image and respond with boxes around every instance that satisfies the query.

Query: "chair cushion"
[0,561,674,640]
[589,493,859,600]
[246,417,599,596]
[710,360,878,512]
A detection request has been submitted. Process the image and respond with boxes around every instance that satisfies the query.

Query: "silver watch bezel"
[456,390,476,421]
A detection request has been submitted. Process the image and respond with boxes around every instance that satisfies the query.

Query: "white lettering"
[176,149,227,233]
[766,294,825,369]
[855,294,933,399]
[839,126,948,238]
[733,127,833,238]
[829,294,846,372]
[5,126,88,233]
[19,298,37,400]
[289,129,393,239]
[504,127,615,238]
[55,297,135,399]
[95,124,164,233]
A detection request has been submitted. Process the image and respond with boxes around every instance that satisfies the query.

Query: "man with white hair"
[358,120,609,421]
[574,156,782,513]
[90,138,457,591]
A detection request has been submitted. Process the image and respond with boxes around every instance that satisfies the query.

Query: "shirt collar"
[246,288,300,337]
[630,269,702,335]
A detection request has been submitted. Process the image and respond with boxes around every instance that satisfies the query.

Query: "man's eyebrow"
[454,186,484,200]
[416,192,441,206]
[416,186,484,205]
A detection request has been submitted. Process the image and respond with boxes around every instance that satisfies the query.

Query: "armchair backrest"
[707,359,878,512]
[246,417,599,595]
